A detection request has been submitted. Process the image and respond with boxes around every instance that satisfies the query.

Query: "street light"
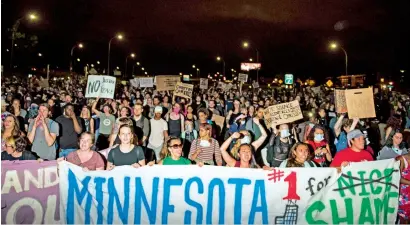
[329,41,348,76]
[141,67,145,71]
[70,43,84,73]
[124,53,135,78]
[38,53,42,57]
[216,56,226,78]
[107,33,124,75]
[249,58,253,62]
[77,58,80,62]
[10,12,39,69]
[96,61,100,65]
[242,41,260,81]
[192,64,196,68]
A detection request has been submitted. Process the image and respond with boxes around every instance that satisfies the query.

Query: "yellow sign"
[278,79,283,84]
[326,80,333,87]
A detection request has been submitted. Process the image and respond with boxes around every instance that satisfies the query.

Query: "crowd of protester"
[2,75,410,223]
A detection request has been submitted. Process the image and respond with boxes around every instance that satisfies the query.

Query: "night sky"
[2,0,409,80]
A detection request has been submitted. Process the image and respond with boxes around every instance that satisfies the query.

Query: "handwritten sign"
[39,79,49,88]
[59,159,399,224]
[345,88,376,119]
[85,75,116,99]
[174,82,194,99]
[156,76,180,91]
[1,161,60,224]
[264,100,303,127]
[139,77,153,88]
[238,73,248,82]
[200,78,208,89]
[252,81,260,89]
[217,82,226,90]
[334,89,348,113]
[129,78,139,88]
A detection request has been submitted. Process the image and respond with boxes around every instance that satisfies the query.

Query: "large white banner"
[85,75,116,99]
[59,159,399,224]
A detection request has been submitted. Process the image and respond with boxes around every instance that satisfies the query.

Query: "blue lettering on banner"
[228,178,252,224]
[67,169,92,224]
[135,177,159,224]
[94,177,106,225]
[184,177,204,224]
[249,180,268,224]
[107,177,130,224]
[162,178,183,224]
[206,178,226,224]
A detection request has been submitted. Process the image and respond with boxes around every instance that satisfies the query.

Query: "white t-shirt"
[148,118,168,147]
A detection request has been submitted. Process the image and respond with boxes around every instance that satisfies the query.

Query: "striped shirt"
[189,138,222,165]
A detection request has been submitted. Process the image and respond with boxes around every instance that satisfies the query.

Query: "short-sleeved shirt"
[66,150,105,170]
[330,147,374,167]
[107,145,145,166]
[56,115,83,149]
[28,118,59,160]
[148,118,168,148]
[162,156,191,165]
[98,113,115,135]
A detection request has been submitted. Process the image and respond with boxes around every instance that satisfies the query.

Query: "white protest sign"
[174,82,194,99]
[59,159,400,224]
[139,77,154,88]
[85,75,116,99]
[264,100,303,127]
[217,82,226,90]
[200,78,208,89]
[238,73,248,82]
[129,78,139,88]
[252,81,259,89]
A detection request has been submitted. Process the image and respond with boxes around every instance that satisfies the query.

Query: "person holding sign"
[92,98,115,150]
[107,124,146,170]
[220,118,267,168]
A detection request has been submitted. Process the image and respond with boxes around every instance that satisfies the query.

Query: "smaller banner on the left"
[85,75,116,99]
[1,160,60,224]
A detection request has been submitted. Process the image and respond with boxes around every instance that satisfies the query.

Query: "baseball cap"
[154,106,163,113]
[347,129,364,143]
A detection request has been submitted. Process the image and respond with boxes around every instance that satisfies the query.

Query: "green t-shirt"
[98,113,115,135]
[162,156,191,165]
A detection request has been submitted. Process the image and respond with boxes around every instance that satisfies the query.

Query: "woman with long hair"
[188,123,222,166]
[378,130,408,160]
[279,143,316,168]
[305,125,332,167]
[166,102,185,137]
[107,124,145,170]
[109,117,134,147]
[383,114,403,146]
[2,115,23,151]
[80,106,94,134]
[64,132,105,171]
[186,105,197,121]
[226,98,241,129]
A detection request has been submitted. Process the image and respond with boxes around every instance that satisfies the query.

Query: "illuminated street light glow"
[97,61,100,64]
[38,53,42,57]
[216,56,221,61]
[249,58,253,62]
[145,72,148,75]
[243,42,249,48]
[116,66,120,70]
[400,70,405,73]
[137,62,140,65]
[77,58,80,62]
[117,34,123,40]
[131,53,135,58]
[91,64,94,67]
[29,13,38,20]
[141,67,145,71]
[330,42,338,49]
[197,68,199,71]
[179,72,182,75]
[78,43,84,48]
[192,65,196,68]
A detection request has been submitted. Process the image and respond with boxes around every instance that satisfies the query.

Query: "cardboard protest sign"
[139,77,154,88]
[211,114,225,134]
[85,75,116,99]
[1,161,60,224]
[39,79,49,88]
[155,76,180,91]
[345,88,376,119]
[238,73,248,82]
[225,83,233,92]
[252,81,260,89]
[129,78,139,88]
[264,100,303,127]
[174,82,194,99]
[200,78,208,89]
[334,89,348,113]
[217,82,226,90]
[59,159,399,224]
[311,87,320,94]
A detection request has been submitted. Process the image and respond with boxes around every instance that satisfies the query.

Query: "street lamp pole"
[124,53,135,78]
[10,18,22,70]
[256,48,259,82]
[107,34,123,75]
[70,43,83,74]
[340,47,348,76]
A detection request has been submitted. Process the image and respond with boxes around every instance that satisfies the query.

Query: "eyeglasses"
[170,144,183,149]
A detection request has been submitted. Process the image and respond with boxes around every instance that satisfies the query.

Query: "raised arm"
[333,114,345,138]
[220,132,239,167]
[92,98,101,116]
[251,118,267,150]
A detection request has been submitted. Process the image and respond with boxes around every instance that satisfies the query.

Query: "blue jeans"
[59,148,77,158]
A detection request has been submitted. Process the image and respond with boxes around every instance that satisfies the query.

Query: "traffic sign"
[326,80,333,87]
[285,74,293,84]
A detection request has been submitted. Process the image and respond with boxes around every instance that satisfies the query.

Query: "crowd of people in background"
[1,75,410,223]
